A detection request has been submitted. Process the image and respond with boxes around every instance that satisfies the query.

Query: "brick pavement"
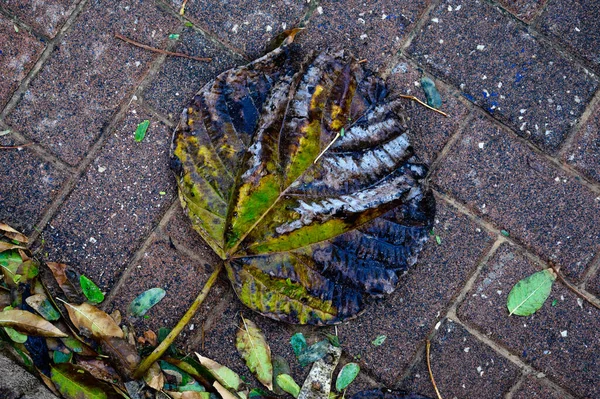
[1,0,599,398]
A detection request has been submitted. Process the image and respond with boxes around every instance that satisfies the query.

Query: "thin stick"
[0,143,33,150]
[179,0,189,15]
[398,94,448,117]
[115,33,211,62]
[133,263,223,379]
[426,339,443,399]
[551,266,600,310]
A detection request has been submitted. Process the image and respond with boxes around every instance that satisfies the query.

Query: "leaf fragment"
[507,268,556,316]
[371,335,386,346]
[46,262,82,302]
[420,77,442,109]
[80,275,105,304]
[196,354,242,391]
[0,309,67,337]
[298,342,341,399]
[297,340,330,367]
[4,326,28,342]
[129,287,166,316]
[276,374,300,398]
[26,293,61,321]
[61,301,123,339]
[236,316,273,390]
[290,332,307,356]
[134,120,150,142]
[335,363,360,391]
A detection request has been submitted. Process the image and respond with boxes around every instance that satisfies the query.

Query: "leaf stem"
[426,339,443,399]
[133,262,223,379]
[398,94,448,117]
[114,33,211,62]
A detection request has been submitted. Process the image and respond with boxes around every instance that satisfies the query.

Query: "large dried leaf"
[62,301,124,339]
[0,309,67,337]
[172,36,434,325]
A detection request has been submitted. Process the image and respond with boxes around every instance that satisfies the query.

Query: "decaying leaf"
[276,374,300,398]
[335,363,360,391]
[172,32,434,325]
[290,332,307,356]
[196,353,242,391]
[297,341,341,399]
[99,336,141,379]
[47,262,82,302]
[236,316,273,390]
[61,301,124,339]
[273,355,292,395]
[128,287,166,316]
[507,268,556,316]
[50,363,121,399]
[297,340,330,367]
[25,293,61,321]
[0,309,67,337]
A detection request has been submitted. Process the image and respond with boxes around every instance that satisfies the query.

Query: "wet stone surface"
[2,0,77,38]
[563,101,600,184]
[40,105,176,289]
[497,0,548,23]
[398,318,520,399]
[537,0,600,72]
[0,15,45,109]
[5,0,180,165]
[142,25,243,120]
[406,0,598,153]
[457,243,600,399]
[512,376,573,399]
[336,197,495,386]
[0,132,67,235]
[433,115,600,280]
[168,0,306,60]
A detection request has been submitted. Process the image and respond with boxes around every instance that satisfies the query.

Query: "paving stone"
[496,0,548,23]
[5,0,180,166]
[334,197,495,386]
[142,25,243,120]
[0,351,58,399]
[587,267,600,298]
[386,58,470,165]
[169,0,306,60]
[0,132,67,235]
[0,15,44,109]
[457,243,600,399]
[563,101,600,184]
[3,0,77,38]
[41,105,176,289]
[398,318,520,399]
[433,115,600,280]
[106,232,225,346]
[512,376,572,399]
[296,0,430,71]
[164,203,212,255]
[537,0,600,72]
[406,0,598,153]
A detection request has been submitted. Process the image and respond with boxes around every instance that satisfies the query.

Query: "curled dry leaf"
[46,262,82,302]
[61,301,124,339]
[172,32,434,325]
[0,222,28,243]
[236,316,273,390]
[0,309,67,337]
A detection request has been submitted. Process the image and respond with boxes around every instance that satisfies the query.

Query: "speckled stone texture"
[0,15,44,108]
[587,269,600,298]
[142,25,243,120]
[5,0,179,165]
[512,376,573,399]
[406,0,598,153]
[0,133,66,234]
[40,105,176,289]
[433,115,600,280]
[398,318,520,399]
[563,101,600,184]
[537,0,600,72]
[295,0,430,71]
[168,0,306,59]
[497,0,548,23]
[335,197,495,386]
[2,0,77,38]
[457,243,600,399]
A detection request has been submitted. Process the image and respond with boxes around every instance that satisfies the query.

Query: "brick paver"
[1,0,600,397]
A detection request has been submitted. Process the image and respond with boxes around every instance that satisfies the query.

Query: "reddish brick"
[296,0,430,71]
[0,15,44,108]
[5,0,180,165]
[398,318,520,399]
[142,25,243,120]
[433,115,600,280]
[563,102,600,184]
[41,105,176,289]
[512,376,573,399]
[457,243,600,399]
[406,0,598,153]
[497,0,548,23]
[0,132,67,234]
[169,0,306,59]
[537,0,600,73]
[3,0,77,38]
[335,197,495,386]
[386,58,470,165]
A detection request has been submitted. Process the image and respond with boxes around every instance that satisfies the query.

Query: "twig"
[551,265,600,311]
[0,143,33,150]
[426,339,443,399]
[179,0,189,15]
[133,262,223,378]
[398,94,448,117]
[114,33,211,62]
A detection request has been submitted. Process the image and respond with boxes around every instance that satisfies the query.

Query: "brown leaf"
[0,222,28,243]
[143,361,164,390]
[109,309,122,326]
[214,381,239,399]
[46,262,81,302]
[0,309,67,337]
[0,242,26,252]
[75,357,123,385]
[61,301,124,339]
[144,330,157,346]
[100,336,141,379]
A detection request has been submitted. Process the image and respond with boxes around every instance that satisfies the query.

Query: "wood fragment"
[0,143,33,150]
[115,33,211,62]
[398,94,448,117]
[551,264,600,311]
[426,339,443,399]
[179,0,189,15]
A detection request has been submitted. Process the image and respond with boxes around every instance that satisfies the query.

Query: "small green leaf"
[420,76,442,109]
[196,354,241,391]
[335,363,360,391]
[134,120,150,142]
[501,230,510,237]
[236,316,273,390]
[297,340,330,367]
[340,128,345,137]
[4,327,27,343]
[276,374,300,398]
[129,287,166,316]
[551,299,558,307]
[326,333,340,347]
[169,33,180,40]
[184,21,194,27]
[159,191,167,196]
[507,268,556,316]
[13,24,19,33]
[290,332,307,357]
[435,235,441,245]
[80,275,105,304]
[371,335,386,346]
